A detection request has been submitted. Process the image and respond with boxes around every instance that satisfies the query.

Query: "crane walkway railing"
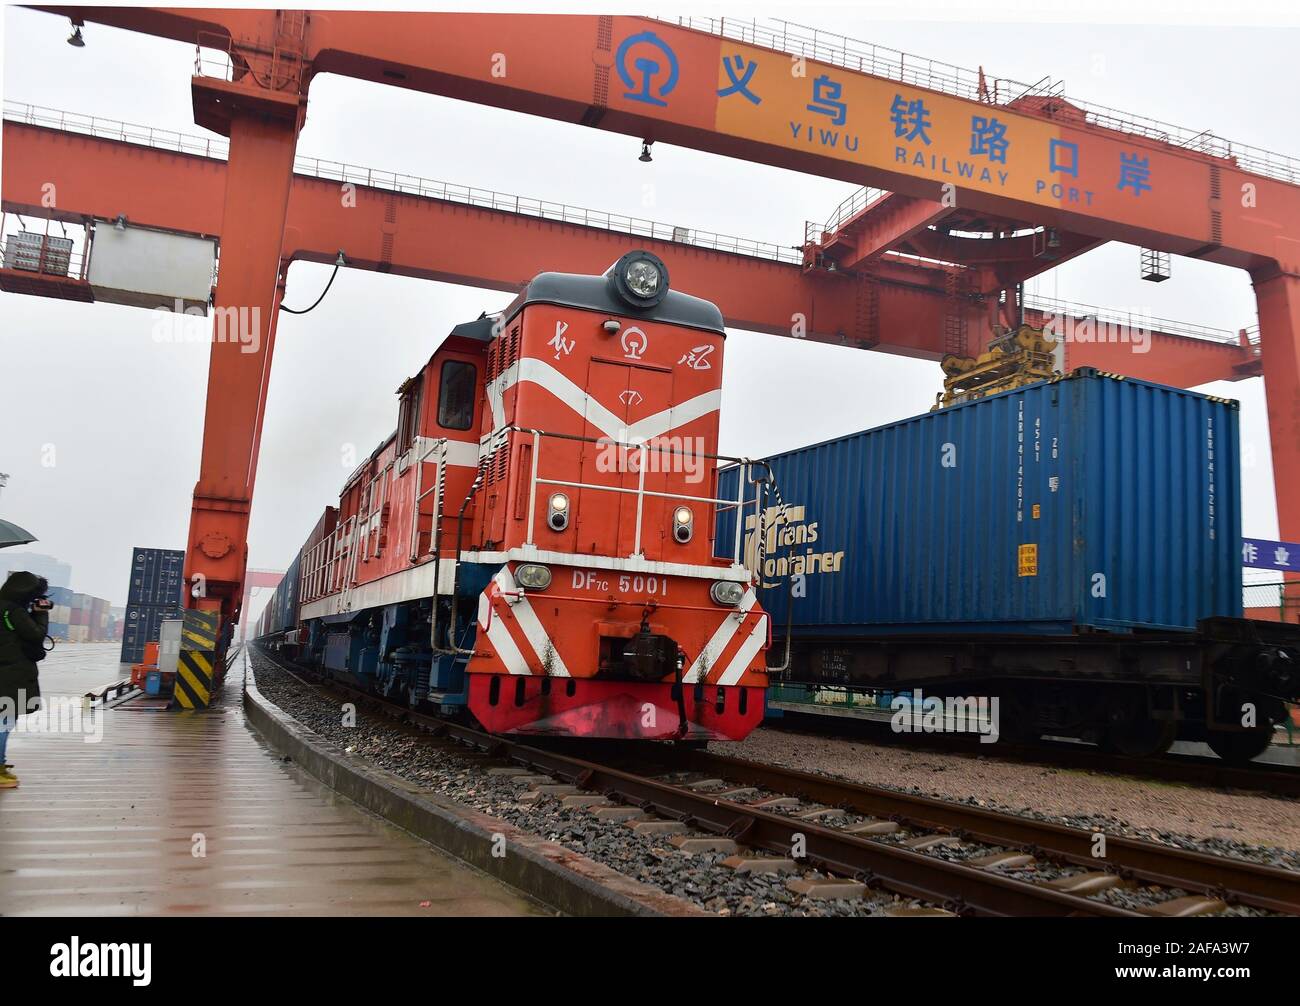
[1023,294,1244,346]
[1,100,804,266]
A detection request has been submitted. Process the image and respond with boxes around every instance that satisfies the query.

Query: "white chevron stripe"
[628,388,723,443]
[485,357,720,443]
[717,615,768,686]
[492,568,571,677]
[682,588,757,683]
[478,586,531,676]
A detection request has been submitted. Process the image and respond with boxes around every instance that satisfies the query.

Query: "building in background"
[3,551,72,588]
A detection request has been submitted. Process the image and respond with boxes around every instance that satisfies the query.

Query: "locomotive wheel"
[1206,727,1273,765]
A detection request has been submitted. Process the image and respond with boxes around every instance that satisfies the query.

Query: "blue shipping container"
[273,550,303,635]
[126,547,186,607]
[719,370,1241,636]
[120,602,184,664]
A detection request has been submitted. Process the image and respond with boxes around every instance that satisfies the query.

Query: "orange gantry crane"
[3,8,1298,637]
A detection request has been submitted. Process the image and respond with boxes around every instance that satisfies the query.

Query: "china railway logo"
[620,326,648,360]
[616,31,679,107]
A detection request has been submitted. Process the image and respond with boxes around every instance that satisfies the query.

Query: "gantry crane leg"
[1255,270,1300,545]
[181,112,299,669]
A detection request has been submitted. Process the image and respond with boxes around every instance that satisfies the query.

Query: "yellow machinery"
[932,323,1060,410]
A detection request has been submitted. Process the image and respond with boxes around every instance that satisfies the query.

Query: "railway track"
[253,648,1300,918]
[769,707,1300,799]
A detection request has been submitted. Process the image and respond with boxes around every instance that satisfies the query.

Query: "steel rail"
[662,747,1300,915]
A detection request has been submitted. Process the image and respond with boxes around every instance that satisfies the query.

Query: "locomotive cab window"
[437,360,476,431]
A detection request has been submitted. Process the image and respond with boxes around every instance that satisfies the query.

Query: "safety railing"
[656,16,1300,184]
[295,156,805,264]
[1242,580,1300,621]
[1243,582,1285,610]
[2,100,802,267]
[193,32,304,96]
[3,99,231,158]
[805,186,892,244]
[300,531,336,605]
[1022,294,1244,346]
[509,426,763,567]
[407,436,450,563]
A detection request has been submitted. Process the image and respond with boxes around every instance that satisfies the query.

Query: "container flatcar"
[722,371,1299,762]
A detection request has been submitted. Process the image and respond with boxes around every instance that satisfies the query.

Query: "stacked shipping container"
[40,585,117,642]
[46,585,72,641]
[120,547,185,664]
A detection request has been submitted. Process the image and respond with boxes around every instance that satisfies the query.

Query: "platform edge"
[242,676,710,918]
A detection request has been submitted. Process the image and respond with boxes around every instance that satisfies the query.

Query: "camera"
[29,576,51,612]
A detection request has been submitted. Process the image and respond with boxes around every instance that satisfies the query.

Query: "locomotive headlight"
[606,250,670,308]
[672,505,693,543]
[547,492,569,531]
[710,580,745,607]
[625,259,662,299]
[515,563,552,590]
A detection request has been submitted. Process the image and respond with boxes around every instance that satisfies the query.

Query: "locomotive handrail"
[506,425,761,564]
[408,436,449,562]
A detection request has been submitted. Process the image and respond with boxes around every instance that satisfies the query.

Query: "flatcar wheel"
[1102,711,1176,758]
[1206,727,1273,765]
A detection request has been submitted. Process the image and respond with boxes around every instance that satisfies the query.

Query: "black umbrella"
[0,519,37,549]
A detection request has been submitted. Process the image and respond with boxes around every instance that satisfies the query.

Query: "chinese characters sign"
[605,28,1188,216]
[1242,537,1298,571]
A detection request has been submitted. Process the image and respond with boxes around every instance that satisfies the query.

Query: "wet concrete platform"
[0,643,544,916]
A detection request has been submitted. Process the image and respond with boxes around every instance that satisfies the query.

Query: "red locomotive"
[256,251,770,740]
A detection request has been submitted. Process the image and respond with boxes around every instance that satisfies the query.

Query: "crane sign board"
[705,42,1198,220]
[1242,537,1299,571]
[606,27,1215,230]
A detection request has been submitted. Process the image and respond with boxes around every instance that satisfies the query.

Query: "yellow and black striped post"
[173,610,220,710]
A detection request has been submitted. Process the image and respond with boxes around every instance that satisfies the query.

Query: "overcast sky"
[1,2,1296,608]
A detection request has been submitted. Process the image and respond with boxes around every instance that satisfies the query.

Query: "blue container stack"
[719,370,1242,637]
[120,547,185,664]
[46,584,73,641]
